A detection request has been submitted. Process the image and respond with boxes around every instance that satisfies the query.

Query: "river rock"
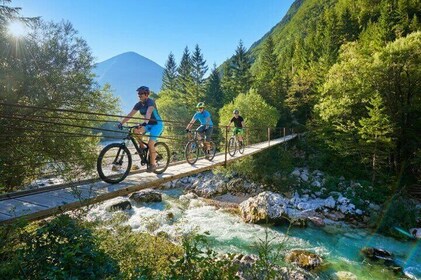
[410,228,421,239]
[239,191,288,223]
[129,189,162,203]
[106,200,132,211]
[360,247,393,262]
[285,249,323,270]
[332,271,357,280]
[308,216,325,227]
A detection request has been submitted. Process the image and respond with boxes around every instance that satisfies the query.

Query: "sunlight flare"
[7,20,29,38]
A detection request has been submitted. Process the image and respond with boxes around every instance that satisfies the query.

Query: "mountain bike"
[97,125,170,184]
[228,128,245,156]
[185,130,216,164]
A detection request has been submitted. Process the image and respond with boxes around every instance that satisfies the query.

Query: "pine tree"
[191,44,208,103]
[161,52,177,91]
[221,40,252,103]
[338,8,359,43]
[254,35,285,112]
[204,64,224,110]
[176,46,194,105]
[358,92,394,184]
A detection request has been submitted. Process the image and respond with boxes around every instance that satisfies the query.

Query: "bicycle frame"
[122,126,150,164]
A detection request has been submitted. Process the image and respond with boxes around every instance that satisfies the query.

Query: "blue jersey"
[133,98,162,125]
[193,110,213,127]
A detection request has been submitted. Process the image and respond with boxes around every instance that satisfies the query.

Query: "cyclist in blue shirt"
[118,86,164,172]
[185,102,213,155]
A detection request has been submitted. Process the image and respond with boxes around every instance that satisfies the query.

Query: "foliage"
[315,32,421,186]
[161,52,178,91]
[204,64,224,113]
[0,215,119,279]
[253,35,287,118]
[0,4,119,192]
[191,44,208,104]
[97,224,183,279]
[247,226,290,280]
[176,46,195,105]
[169,232,238,280]
[221,40,253,104]
[224,145,295,191]
[219,89,279,144]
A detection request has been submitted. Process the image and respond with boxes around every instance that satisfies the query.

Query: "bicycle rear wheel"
[151,142,170,174]
[97,143,132,184]
[185,140,199,164]
[207,141,216,161]
[228,137,236,156]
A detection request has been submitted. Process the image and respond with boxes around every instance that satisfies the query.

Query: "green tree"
[204,64,224,111]
[221,40,252,103]
[358,92,394,183]
[161,52,178,91]
[219,89,278,144]
[372,31,421,181]
[177,46,195,105]
[0,17,118,192]
[191,44,208,103]
[254,35,286,114]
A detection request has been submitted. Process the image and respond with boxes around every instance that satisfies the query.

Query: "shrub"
[17,215,119,279]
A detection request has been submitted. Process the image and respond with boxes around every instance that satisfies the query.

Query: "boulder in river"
[285,249,323,270]
[129,189,162,203]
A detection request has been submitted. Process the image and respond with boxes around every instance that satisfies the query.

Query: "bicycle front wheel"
[238,140,245,154]
[228,137,236,156]
[97,143,132,184]
[185,141,199,164]
[207,141,216,161]
[151,142,170,174]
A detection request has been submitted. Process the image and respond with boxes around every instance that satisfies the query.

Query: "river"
[87,188,421,280]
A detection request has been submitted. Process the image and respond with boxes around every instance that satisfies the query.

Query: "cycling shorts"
[233,127,244,135]
[144,122,164,141]
[196,125,213,141]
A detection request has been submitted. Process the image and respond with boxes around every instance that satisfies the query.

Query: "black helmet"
[136,86,150,95]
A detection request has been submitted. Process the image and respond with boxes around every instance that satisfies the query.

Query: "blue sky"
[11,0,295,68]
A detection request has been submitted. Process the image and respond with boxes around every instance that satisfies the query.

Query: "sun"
[7,20,29,38]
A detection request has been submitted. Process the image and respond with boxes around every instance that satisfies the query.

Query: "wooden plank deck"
[0,135,296,224]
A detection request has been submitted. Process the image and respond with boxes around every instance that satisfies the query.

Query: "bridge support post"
[268,127,271,146]
[224,126,228,167]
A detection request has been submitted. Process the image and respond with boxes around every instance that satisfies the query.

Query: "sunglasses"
[198,107,204,110]
[138,92,147,96]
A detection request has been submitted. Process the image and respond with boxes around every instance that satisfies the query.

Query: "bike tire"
[238,140,245,154]
[228,137,236,156]
[150,142,170,174]
[185,140,199,165]
[97,143,132,184]
[207,141,216,161]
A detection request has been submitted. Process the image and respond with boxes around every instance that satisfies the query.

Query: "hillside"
[93,52,164,113]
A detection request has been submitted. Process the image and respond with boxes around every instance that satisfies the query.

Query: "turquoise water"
[89,188,421,279]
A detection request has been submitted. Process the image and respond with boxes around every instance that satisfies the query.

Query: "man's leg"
[134,126,147,149]
[148,139,156,166]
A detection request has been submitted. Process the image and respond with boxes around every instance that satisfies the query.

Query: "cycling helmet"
[196,102,205,108]
[233,109,239,114]
[136,86,150,95]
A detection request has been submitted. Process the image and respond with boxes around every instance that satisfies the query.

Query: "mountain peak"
[93,52,164,112]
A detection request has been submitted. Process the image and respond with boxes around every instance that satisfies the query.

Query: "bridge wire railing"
[0,102,294,195]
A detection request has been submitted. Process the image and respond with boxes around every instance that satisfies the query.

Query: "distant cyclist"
[185,102,213,156]
[118,86,164,172]
[227,109,244,146]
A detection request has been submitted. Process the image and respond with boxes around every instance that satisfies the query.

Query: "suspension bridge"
[0,102,298,224]
[0,135,296,224]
